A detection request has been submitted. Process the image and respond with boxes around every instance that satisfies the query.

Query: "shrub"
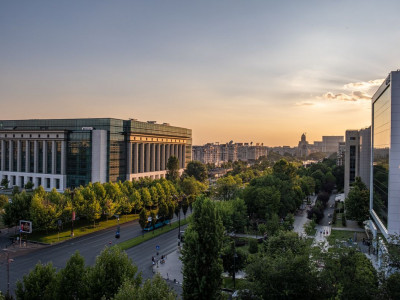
[248,239,258,254]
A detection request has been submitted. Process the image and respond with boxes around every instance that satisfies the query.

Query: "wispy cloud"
[318,78,383,102]
[296,102,315,106]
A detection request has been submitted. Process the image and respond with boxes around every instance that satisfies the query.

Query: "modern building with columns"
[0,118,192,192]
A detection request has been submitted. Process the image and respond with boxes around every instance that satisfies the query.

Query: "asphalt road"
[0,211,189,296]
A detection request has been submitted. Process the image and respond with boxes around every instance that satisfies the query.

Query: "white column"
[126,142,132,176]
[52,141,56,174]
[182,145,186,168]
[150,144,155,172]
[9,140,13,172]
[61,140,66,175]
[175,144,179,158]
[43,141,48,174]
[178,144,182,168]
[161,144,165,170]
[25,141,30,173]
[34,140,38,173]
[17,140,22,172]
[139,143,144,173]
[156,144,160,171]
[0,140,5,171]
[166,144,170,164]
[145,143,150,172]
[133,143,138,174]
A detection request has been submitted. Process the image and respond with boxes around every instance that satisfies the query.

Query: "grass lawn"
[118,218,190,250]
[333,213,346,228]
[27,214,139,244]
[327,230,357,245]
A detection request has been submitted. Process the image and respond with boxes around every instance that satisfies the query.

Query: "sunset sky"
[1,1,400,146]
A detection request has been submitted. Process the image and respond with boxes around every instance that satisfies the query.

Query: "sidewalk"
[152,246,183,295]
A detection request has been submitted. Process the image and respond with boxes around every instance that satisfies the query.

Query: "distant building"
[322,136,344,153]
[192,141,267,165]
[297,133,310,158]
[337,142,345,166]
[0,118,192,191]
[344,127,371,197]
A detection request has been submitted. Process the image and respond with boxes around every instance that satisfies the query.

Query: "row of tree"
[2,175,207,233]
[4,246,176,300]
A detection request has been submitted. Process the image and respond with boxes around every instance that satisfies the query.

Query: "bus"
[143,216,170,231]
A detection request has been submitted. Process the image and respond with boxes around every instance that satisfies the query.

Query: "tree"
[85,246,142,300]
[0,194,8,209]
[319,247,378,299]
[3,191,31,228]
[166,156,180,181]
[184,161,208,182]
[345,177,370,224]
[113,273,176,300]
[30,193,60,232]
[24,181,34,190]
[150,210,157,234]
[84,197,101,228]
[141,187,152,208]
[139,209,147,236]
[15,262,57,300]
[213,175,242,200]
[181,197,224,299]
[246,232,319,299]
[1,178,9,188]
[56,251,86,300]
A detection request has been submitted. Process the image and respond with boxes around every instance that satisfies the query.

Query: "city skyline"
[1,1,400,146]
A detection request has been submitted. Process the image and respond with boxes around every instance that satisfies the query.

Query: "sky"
[1,1,400,146]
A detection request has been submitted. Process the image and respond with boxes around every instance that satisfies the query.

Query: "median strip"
[118,218,189,250]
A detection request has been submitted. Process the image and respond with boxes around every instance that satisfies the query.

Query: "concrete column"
[0,140,5,171]
[9,140,13,172]
[139,143,144,173]
[166,144,170,165]
[34,140,38,173]
[133,143,138,174]
[25,141,30,173]
[156,144,160,171]
[61,140,66,175]
[43,141,48,174]
[17,140,21,172]
[182,145,186,168]
[52,141,56,174]
[126,142,132,175]
[175,144,179,160]
[150,144,155,172]
[178,144,182,168]
[145,143,150,172]
[161,144,165,170]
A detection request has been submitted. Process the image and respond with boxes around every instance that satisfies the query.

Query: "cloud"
[318,78,383,102]
[296,102,315,106]
[343,79,384,91]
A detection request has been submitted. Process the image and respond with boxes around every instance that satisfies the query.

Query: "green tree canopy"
[184,161,208,182]
[182,197,224,299]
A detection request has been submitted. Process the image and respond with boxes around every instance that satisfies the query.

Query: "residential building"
[0,118,192,191]
[344,127,371,196]
[192,141,267,165]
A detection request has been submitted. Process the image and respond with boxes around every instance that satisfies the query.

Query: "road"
[0,211,189,296]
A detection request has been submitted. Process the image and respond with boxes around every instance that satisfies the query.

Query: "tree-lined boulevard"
[0,212,187,295]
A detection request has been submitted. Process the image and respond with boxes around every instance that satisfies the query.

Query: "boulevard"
[0,212,187,295]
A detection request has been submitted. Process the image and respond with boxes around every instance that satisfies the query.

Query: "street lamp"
[2,249,15,297]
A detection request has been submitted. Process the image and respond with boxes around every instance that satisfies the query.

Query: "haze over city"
[1,1,400,146]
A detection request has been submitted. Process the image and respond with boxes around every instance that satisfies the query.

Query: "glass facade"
[372,86,391,228]
[21,141,26,172]
[67,132,91,188]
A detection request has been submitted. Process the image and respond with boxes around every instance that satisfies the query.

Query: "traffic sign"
[156,245,160,250]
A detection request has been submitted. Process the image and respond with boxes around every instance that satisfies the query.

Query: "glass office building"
[370,71,400,238]
[0,118,192,191]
